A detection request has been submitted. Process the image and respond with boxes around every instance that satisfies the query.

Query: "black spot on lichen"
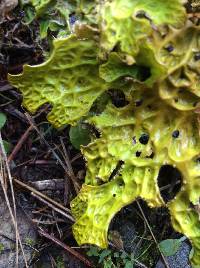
[109,89,129,108]
[172,130,180,138]
[136,151,141,157]
[118,179,125,187]
[165,44,174,52]
[108,161,124,181]
[139,133,149,145]
[146,152,154,159]
[194,52,200,61]
[135,99,143,107]
[193,101,198,107]
[196,157,200,163]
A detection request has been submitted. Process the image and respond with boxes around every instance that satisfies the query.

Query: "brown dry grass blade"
[0,132,28,268]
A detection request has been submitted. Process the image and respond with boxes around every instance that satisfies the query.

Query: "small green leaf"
[69,123,91,150]
[103,258,114,268]
[114,252,120,258]
[86,246,99,257]
[23,5,36,24]
[99,249,111,263]
[0,113,7,129]
[49,19,65,32]
[125,260,134,268]
[159,239,182,257]
[0,243,4,253]
[39,19,50,39]
[3,140,12,154]
[30,0,55,17]
[120,252,127,259]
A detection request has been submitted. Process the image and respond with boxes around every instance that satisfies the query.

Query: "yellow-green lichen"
[100,0,186,56]
[71,85,200,266]
[8,35,108,128]
[8,0,200,267]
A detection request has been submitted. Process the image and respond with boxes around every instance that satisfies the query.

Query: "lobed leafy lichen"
[9,35,108,127]
[8,0,200,267]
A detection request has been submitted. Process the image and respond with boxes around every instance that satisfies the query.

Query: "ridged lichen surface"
[8,0,200,267]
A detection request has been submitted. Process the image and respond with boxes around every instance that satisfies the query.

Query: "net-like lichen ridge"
[8,35,108,128]
[8,0,200,267]
[72,84,200,265]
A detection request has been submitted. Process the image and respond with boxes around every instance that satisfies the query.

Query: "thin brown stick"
[71,153,82,163]
[0,134,28,268]
[38,228,94,267]
[60,137,80,193]
[14,178,73,216]
[0,83,13,91]
[136,201,170,268]
[4,105,29,124]
[31,192,74,222]
[0,154,20,267]
[29,160,58,165]
[25,113,81,194]
[8,125,33,163]
[25,113,68,172]
[30,179,64,191]
[32,219,64,225]
[187,12,200,18]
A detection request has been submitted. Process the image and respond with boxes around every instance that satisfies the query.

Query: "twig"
[71,153,82,163]
[159,180,181,192]
[136,201,170,268]
[13,178,74,218]
[0,83,13,92]
[38,228,94,267]
[15,159,58,168]
[4,105,29,124]
[25,113,81,195]
[30,179,64,191]
[31,192,74,222]
[32,210,65,220]
[29,160,58,165]
[0,133,28,268]
[187,12,200,18]
[8,125,34,163]
[134,259,149,268]
[32,219,64,225]
[24,113,72,178]
[60,137,80,193]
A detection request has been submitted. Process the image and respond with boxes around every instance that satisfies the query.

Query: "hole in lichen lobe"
[157,165,182,203]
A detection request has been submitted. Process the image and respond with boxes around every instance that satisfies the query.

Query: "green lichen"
[8,35,108,128]
[29,0,55,16]
[28,0,97,23]
[8,0,200,267]
[72,84,200,266]
[100,0,186,56]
